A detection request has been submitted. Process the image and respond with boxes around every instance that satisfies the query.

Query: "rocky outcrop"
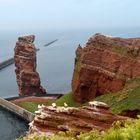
[72,33,140,102]
[119,109,140,118]
[29,101,127,135]
[14,35,46,96]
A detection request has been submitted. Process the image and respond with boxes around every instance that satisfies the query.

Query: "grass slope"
[20,102,40,113]
[20,77,140,114]
[95,77,140,113]
[46,92,84,107]
[19,92,84,113]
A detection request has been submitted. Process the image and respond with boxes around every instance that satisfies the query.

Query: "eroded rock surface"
[72,33,140,102]
[29,101,127,135]
[14,35,46,96]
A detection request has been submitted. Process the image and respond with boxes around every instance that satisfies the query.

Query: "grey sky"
[0,0,140,31]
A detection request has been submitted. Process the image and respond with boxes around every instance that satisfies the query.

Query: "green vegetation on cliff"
[20,102,39,113]
[19,77,140,114]
[19,92,83,113]
[17,117,140,140]
[95,77,140,114]
[112,46,128,55]
[46,92,83,107]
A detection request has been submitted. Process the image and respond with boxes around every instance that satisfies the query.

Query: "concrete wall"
[0,97,34,122]
[6,94,63,101]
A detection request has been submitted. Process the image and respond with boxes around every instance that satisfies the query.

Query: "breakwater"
[0,97,34,122]
[0,58,14,70]
[44,39,58,47]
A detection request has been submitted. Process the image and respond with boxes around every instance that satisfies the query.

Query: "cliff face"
[72,33,140,102]
[29,101,127,134]
[14,35,46,96]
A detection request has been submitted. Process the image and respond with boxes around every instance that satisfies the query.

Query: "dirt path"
[11,96,57,105]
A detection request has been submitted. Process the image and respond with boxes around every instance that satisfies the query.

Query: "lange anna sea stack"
[14,35,46,96]
[72,33,140,103]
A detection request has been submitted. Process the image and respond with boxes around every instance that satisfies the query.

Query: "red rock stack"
[14,35,46,96]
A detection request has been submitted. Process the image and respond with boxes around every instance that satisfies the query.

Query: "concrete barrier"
[0,97,34,122]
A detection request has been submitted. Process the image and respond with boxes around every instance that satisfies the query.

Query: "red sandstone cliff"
[14,35,46,96]
[29,101,127,135]
[72,33,140,102]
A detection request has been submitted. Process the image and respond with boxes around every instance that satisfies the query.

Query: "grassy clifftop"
[19,77,140,114]
[95,77,140,114]
[19,92,84,113]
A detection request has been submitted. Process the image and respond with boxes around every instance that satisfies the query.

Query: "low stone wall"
[6,94,63,101]
[0,97,34,122]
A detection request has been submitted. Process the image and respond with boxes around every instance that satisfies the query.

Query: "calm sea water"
[0,28,140,139]
[0,106,28,140]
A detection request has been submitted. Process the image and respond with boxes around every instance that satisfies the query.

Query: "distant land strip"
[0,58,14,70]
[44,39,58,47]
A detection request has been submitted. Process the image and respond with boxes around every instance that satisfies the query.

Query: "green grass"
[20,102,39,113]
[112,46,128,55]
[95,77,140,113]
[19,92,84,113]
[46,92,84,107]
[17,116,140,140]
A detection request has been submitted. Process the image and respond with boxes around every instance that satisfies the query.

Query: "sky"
[0,0,140,31]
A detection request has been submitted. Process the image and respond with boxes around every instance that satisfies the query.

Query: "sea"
[0,27,140,139]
